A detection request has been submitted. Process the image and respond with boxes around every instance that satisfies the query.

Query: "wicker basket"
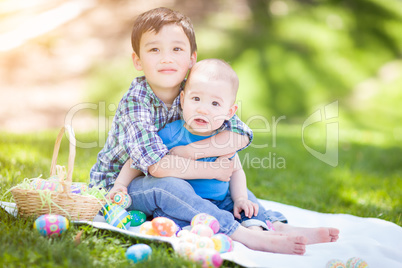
[11,125,105,221]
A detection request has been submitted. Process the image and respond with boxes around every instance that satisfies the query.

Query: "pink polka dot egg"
[34,214,69,237]
[191,224,214,237]
[191,213,220,234]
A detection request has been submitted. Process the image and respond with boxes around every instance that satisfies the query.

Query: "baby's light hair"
[186,59,239,101]
[131,7,197,56]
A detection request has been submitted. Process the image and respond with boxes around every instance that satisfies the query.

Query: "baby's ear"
[132,52,143,71]
[227,104,238,119]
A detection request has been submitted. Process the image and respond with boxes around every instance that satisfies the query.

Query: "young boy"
[90,7,338,255]
[90,7,251,194]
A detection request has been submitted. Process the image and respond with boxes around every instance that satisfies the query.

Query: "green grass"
[0,125,400,267]
[0,131,240,268]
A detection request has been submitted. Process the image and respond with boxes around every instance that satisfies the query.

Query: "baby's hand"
[233,197,259,219]
[212,155,234,182]
[106,183,128,201]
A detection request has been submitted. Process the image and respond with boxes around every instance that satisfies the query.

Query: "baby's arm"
[107,159,143,199]
[169,130,249,159]
[230,154,259,219]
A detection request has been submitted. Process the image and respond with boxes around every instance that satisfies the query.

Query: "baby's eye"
[192,97,200,101]
[212,101,220,107]
[173,47,183,51]
[149,48,159,52]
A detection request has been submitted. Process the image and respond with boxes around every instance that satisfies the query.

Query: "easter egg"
[31,178,63,192]
[196,237,215,250]
[178,232,200,244]
[128,210,146,227]
[70,183,88,194]
[191,224,214,237]
[126,244,152,263]
[177,229,191,238]
[151,217,177,237]
[192,248,223,268]
[211,234,234,253]
[346,257,369,268]
[175,241,197,257]
[113,192,132,209]
[191,213,220,234]
[139,221,158,236]
[326,259,346,268]
[34,214,69,237]
[102,203,131,230]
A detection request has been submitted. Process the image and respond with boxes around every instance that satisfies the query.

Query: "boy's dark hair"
[131,7,197,56]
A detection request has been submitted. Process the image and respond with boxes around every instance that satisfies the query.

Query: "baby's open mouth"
[194,118,207,124]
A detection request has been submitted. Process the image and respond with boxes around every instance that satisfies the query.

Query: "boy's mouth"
[158,68,176,74]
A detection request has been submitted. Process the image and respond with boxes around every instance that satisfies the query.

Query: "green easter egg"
[128,210,147,227]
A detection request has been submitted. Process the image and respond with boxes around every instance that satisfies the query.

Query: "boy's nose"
[160,52,173,63]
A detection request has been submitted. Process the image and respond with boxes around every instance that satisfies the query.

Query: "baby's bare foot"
[273,222,340,244]
[297,227,339,244]
[251,232,307,255]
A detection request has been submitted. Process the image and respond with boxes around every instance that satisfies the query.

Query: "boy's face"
[180,72,238,136]
[132,24,197,95]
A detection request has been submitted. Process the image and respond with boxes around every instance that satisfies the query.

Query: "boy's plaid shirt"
[89,76,253,188]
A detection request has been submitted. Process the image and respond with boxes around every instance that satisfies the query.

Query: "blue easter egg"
[102,203,131,230]
[128,210,146,227]
[126,244,152,263]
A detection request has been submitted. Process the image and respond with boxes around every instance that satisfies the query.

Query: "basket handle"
[50,125,76,185]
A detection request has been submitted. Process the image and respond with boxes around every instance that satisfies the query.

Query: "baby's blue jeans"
[126,176,287,236]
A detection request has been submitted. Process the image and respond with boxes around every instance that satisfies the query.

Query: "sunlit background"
[0,0,401,136]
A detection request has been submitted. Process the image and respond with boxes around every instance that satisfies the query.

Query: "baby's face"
[132,24,196,94]
[181,72,237,136]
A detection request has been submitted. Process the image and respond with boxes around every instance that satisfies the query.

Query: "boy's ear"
[189,52,197,69]
[226,104,238,119]
[180,91,185,108]
[132,52,143,71]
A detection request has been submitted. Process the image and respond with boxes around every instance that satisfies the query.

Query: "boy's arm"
[170,114,253,160]
[229,155,259,219]
[148,154,234,182]
[106,159,143,199]
[169,130,249,159]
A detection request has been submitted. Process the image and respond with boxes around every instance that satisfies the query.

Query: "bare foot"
[273,222,340,244]
[231,226,307,255]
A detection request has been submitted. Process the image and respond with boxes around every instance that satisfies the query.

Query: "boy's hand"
[212,154,234,182]
[169,145,194,159]
[106,183,128,201]
[233,197,259,219]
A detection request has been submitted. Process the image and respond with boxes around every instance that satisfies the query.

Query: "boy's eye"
[192,97,200,101]
[212,101,220,107]
[149,48,159,52]
[173,47,183,51]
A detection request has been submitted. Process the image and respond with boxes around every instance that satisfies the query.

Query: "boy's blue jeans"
[126,176,287,236]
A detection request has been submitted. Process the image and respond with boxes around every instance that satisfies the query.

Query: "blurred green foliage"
[197,0,402,124]
[86,0,402,135]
